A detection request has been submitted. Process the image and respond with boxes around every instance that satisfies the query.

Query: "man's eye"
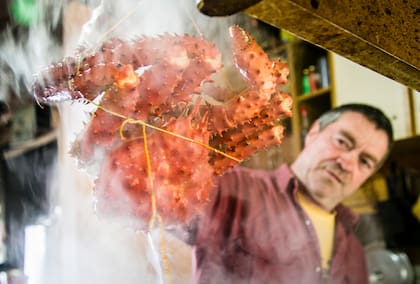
[360,157,374,170]
[334,136,350,150]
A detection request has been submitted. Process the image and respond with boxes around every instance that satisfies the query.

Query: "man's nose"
[337,150,357,172]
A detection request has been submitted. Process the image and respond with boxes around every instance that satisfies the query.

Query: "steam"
[77,0,235,43]
[0,0,64,101]
[1,0,241,283]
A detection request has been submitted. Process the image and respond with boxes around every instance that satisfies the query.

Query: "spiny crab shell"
[32,25,292,230]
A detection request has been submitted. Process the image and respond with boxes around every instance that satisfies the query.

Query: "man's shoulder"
[335,203,360,231]
[216,164,293,196]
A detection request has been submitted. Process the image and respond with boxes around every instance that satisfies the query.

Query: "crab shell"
[32,25,292,230]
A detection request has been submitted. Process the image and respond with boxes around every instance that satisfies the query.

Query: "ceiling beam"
[245,0,420,90]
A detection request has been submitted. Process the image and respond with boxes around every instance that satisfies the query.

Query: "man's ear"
[304,119,321,147]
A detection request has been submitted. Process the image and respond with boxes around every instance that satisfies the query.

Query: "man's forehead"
[333,112,376,131]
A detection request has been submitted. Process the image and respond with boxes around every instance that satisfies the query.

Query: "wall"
[332,53,412,140]
[414,90,420,135]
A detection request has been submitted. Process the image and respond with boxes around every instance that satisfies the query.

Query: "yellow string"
[142,123,172,284]
[90,97,240,284]
[55,5,214,282]
[83,92,242,284]
[87,99,241,163]
[59,87,240,284]
[158,215,172,284]
[141,123,156,230]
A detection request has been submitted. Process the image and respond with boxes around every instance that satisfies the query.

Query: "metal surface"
[241,0,419,90]
[365,248,414,284]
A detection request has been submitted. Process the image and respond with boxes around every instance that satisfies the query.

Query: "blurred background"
[0,0,419,283]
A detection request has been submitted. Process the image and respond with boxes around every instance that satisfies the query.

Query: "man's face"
[292,111,389,211]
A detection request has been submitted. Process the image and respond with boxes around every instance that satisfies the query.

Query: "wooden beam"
[246,0,420,90]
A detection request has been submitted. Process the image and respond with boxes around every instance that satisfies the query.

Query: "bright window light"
[24,224,46,284]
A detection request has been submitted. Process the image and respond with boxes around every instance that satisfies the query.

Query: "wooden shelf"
[3,130,57,160]
[297,87,331,103]
[381,135,420,171]
[288,42,333,158]
[392,135,420,154]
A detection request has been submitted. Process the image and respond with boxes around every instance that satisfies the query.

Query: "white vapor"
[0,0,239,284]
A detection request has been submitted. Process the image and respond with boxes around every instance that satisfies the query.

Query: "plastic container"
[308,65,320,92]
[302,69,310,95]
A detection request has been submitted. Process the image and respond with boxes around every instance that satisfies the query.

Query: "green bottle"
[302,69,310,95]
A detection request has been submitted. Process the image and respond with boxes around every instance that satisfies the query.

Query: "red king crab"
[32,25,292,230]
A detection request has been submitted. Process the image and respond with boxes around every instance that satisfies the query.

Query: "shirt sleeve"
[192,166,243,243]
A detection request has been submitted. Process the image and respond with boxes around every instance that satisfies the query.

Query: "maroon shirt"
[192,165,368,284]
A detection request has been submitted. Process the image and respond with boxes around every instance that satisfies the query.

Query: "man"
[191,103,393,284]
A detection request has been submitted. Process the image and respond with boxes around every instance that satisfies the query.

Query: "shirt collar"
[273,164,296,193]
[274,164,359,231]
